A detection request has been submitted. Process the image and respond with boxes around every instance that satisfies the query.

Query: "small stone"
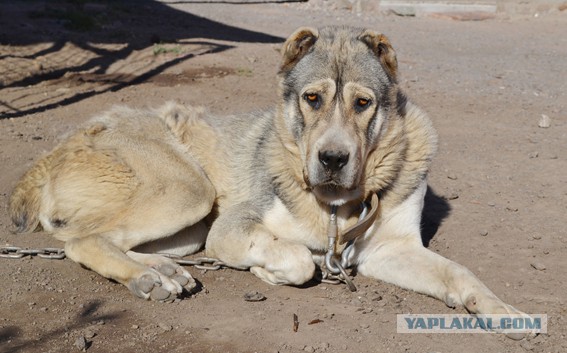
[520,339,534,350]
[447,173,458,180]
[74,336,87,351]
[243,291,266,302]
[528,151,539,159]
[487,201,496,207]
[530,262,546,271]
[372,295,383,301]
[538,114,551,128]
[445,192,459,200]
[158,323,173,332]
[83,330,96,339]
[480,230,489,236]
[303,345,315,353]
[532,235,542,240]
[131,325,139,329]
[506,206,519,212]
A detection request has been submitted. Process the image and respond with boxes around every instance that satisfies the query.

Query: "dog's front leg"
[355,182,530,339]
[205,202,315,286]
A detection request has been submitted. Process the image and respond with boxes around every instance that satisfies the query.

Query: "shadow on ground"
[421,186,451,247]
[0,300,120,353]
[0,0,283,119]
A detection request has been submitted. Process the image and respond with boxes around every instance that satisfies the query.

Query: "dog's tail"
[9,153,53,233]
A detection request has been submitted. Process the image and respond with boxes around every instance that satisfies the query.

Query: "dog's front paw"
[464,294,536,340]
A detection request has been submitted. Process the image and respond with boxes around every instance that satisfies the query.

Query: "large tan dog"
[10,26,528,337]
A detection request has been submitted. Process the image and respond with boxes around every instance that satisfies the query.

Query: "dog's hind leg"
[355,181,531,339]
[65,235,188,301]
[205,202,315,286]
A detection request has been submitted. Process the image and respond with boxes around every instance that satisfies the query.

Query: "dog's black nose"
[319,150,349,172]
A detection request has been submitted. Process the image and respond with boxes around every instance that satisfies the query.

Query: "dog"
[9,26,529,338]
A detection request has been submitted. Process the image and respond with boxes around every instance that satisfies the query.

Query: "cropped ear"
[280,27,319,72]
[358,30,398,81]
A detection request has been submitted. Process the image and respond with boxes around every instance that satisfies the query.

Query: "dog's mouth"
[311,182,362,206]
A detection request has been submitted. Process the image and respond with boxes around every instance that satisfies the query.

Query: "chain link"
[162,254,226,271]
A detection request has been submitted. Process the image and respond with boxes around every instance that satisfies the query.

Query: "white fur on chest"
[262,198,351,251]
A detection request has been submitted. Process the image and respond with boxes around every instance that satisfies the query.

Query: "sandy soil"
[1,1,566,352]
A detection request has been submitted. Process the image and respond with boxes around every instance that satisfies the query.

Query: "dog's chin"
[312,184,362,206]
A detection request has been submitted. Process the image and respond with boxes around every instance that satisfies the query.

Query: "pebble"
[530,262,546,271]
[480,230,489,236]
[303,345,315,353]
[372,295,383,301]
[528,151,539,159]
[74,336,88,351]
[158,323,173,332]
[520,339,534,351]
[447,173,458,180]
[538,114,551,128]
[243,291,266,302]
[83,330,96,339]
[532,235,542,240]
[131,325,139,330]
[445,192,459,200]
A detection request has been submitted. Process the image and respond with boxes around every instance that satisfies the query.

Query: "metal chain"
[1,246,352,289]
[0,246,66,259]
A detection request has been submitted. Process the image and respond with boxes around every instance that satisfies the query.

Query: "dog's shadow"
[421,186,451,247]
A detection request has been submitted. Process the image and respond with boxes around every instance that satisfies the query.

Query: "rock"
[83,329,96,339]
[538,114,551,128]
[528,151,539,159]
[480,230,489,236]
[520,339,534,350]
[74,336,88,351]
[447,173,458,180]
[158,323,173,332]
[530,262,546,271]
[243,291,266,302]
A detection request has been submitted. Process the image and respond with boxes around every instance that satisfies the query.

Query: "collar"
[338,192,380,245]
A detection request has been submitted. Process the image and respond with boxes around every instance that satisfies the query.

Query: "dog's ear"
[358,30,398,81]
[280,27,318,72]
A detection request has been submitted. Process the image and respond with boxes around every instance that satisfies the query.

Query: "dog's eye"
[303,93,321,109]
[354,98,371,112]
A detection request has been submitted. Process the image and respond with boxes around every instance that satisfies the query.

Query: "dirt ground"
[1,1,566,352]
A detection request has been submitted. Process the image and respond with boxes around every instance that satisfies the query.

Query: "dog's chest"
[262,199,351,251]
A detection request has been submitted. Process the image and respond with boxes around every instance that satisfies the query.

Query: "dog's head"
[277,26,402,206]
